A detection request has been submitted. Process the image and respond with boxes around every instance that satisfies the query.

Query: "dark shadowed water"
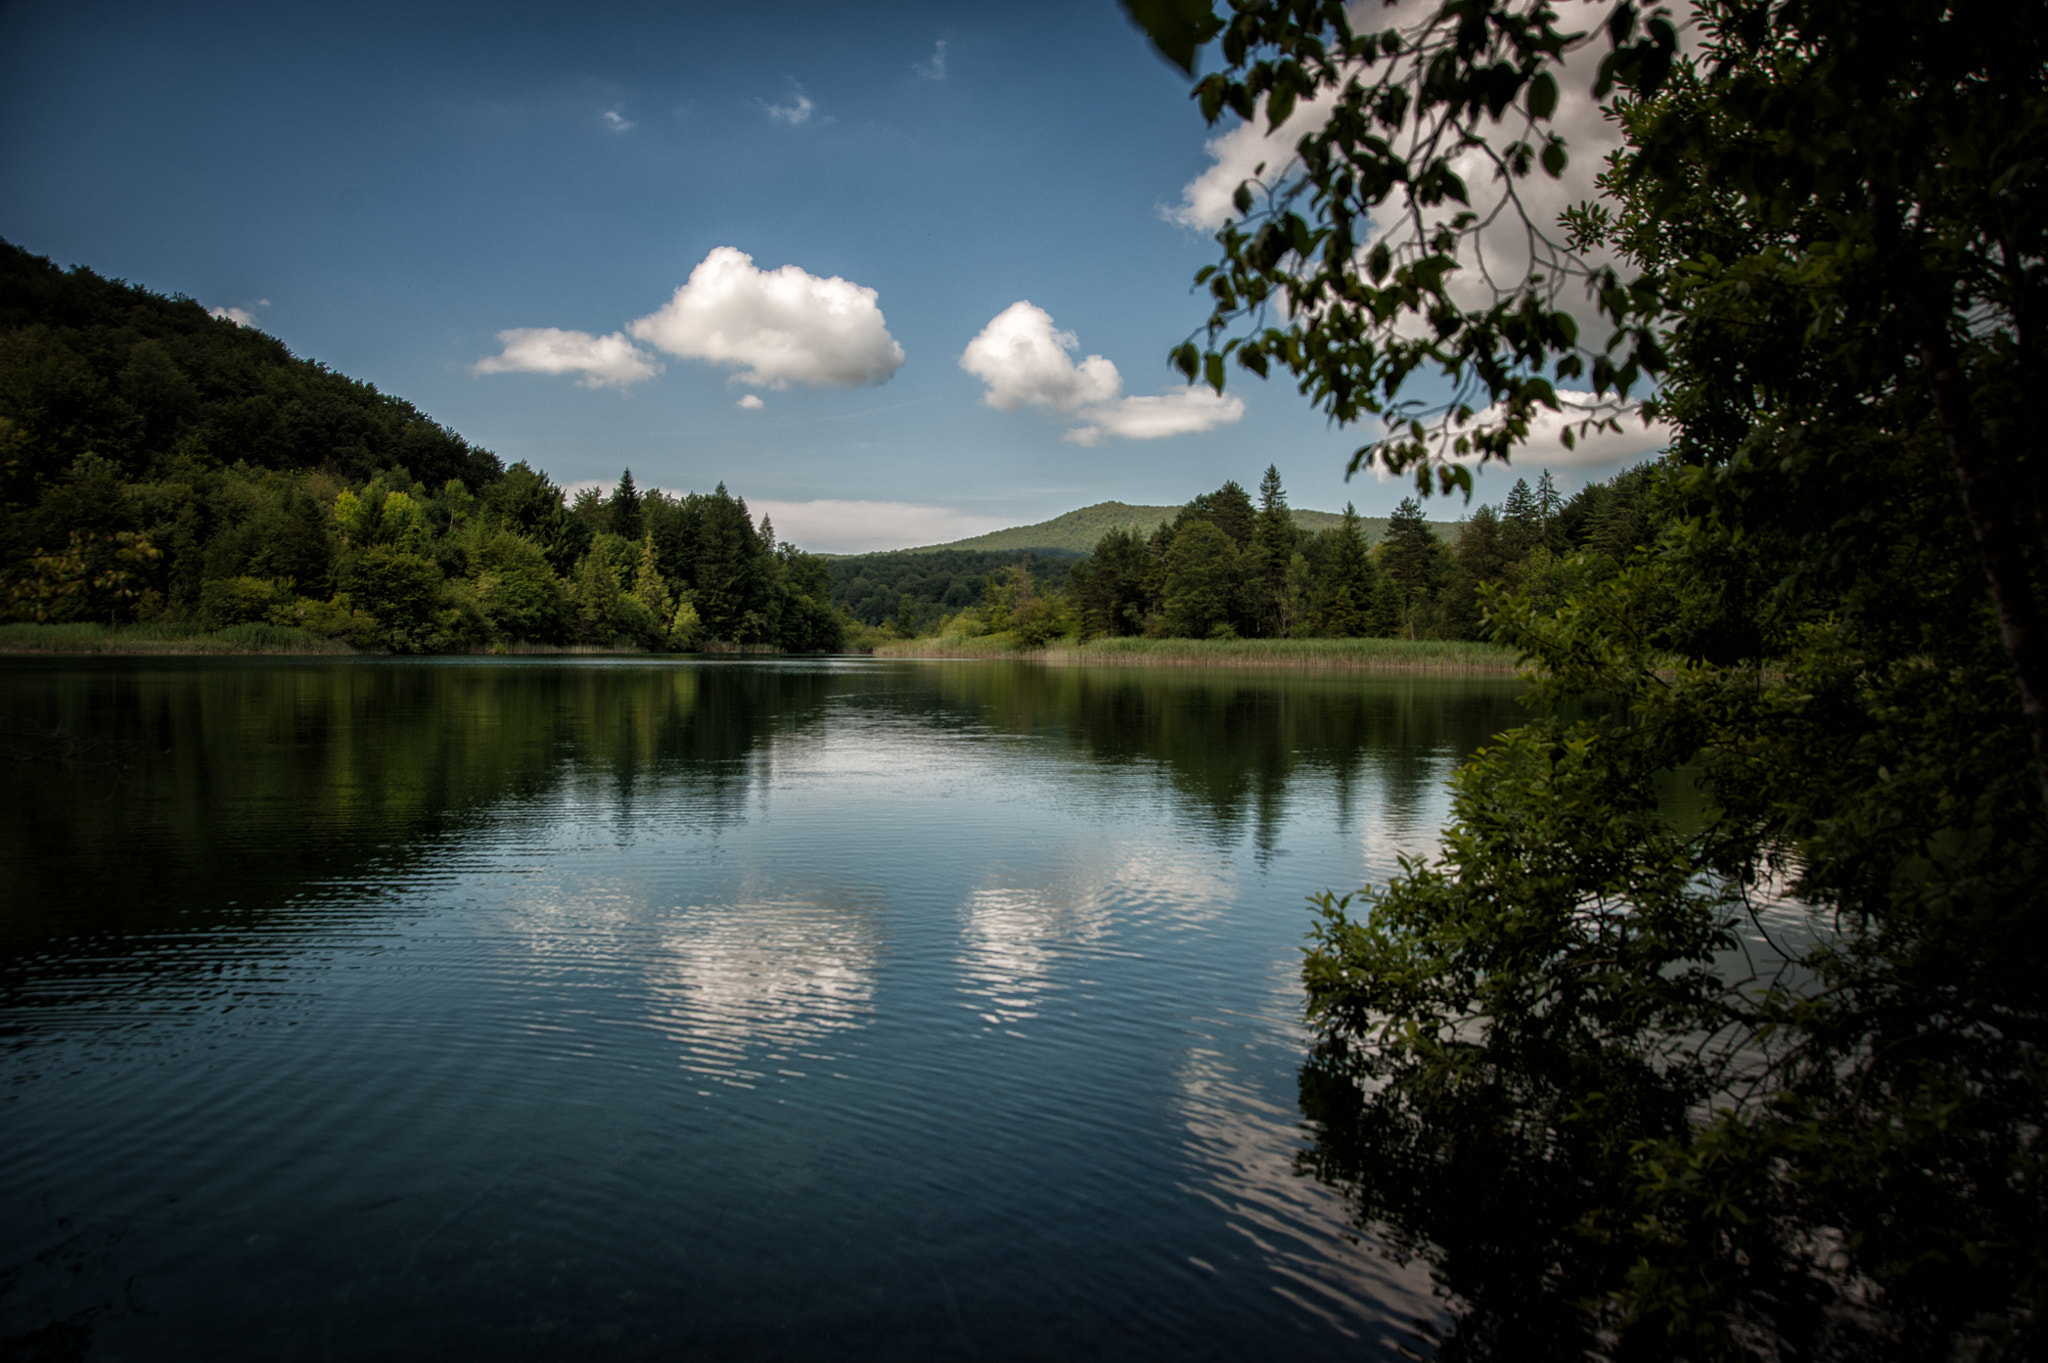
[0,657,1521,1361]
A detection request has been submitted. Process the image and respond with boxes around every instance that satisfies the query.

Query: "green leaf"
[1119,0,1223,76]
[1542,140,1568,178]
[1268,83,1297,129]
[1204,351,1226,393]
[1528,71,1558,119]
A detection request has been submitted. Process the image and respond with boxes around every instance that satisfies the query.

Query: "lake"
[0,657,1523,1360]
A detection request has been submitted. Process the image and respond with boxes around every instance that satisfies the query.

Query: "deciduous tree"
[1126,0,2048,1353]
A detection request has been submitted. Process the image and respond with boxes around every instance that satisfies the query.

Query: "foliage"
[1126,0,2048,1355]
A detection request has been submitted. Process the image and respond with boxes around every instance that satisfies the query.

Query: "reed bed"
[0,622,355,655]
[874,635,1519,673]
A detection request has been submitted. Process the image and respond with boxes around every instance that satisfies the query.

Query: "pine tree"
[1249,464,1297,636]
[609,469,643,542]
[631,531,675,645]
[1378,496,1444,637]
[1312,502,1374,636]
[1535,469,1565,554]
[1500,477,1540,558]
[570,546,620,644]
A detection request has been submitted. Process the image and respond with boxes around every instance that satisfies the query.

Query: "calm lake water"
[1,657,1522,1361]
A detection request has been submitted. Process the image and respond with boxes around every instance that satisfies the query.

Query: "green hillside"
[0,240,842,652]
[907,500,1451,556]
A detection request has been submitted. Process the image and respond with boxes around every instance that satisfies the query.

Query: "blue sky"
[0,0,1663,552]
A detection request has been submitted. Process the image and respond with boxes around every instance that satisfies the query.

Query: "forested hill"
[906,499,1450,556]
[0,240,501,491]
[0,240,841,653]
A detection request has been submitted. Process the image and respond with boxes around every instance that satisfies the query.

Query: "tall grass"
[873,634,1519,673]
[0,621,354,655]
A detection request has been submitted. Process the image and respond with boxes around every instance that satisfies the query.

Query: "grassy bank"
[0,622,356,656]
[872,635,1520,673]
[0,626,795,659]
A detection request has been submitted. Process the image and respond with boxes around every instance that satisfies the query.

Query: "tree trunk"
[1907,271,2048,812]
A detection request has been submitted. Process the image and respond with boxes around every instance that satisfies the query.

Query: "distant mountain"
[902,500,1453,556]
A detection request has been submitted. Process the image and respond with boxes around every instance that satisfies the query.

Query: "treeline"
[0,240,839,652]
[911,464,1657,647]
[827,548,1076,632]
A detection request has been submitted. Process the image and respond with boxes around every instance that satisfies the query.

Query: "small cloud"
[959,302,1120,413]
[1063,389,1245,447]
[960,302,1244,445]
[472,327,661,389]
[914,39,947,80]
[601,109,635,133]
[207,305,260,328]
[628,246,904,390]
[763,85,814,126]
[737,394,764,410]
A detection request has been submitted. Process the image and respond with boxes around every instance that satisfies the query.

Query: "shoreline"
[872,636,1521,674]
[0,623,1521,674]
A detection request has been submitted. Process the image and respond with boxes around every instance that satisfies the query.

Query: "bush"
[199,575,292,629]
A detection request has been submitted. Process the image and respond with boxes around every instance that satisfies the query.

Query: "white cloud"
[748,499,1010,555]
[1400,389,1671,472]
[960,302,1245,445]
[764,86,814,125]
[601,109,634,132]
[1169,1,1659,335]
[914,39,947,80]
[1063,389,1246,447]
[628,247,904,389]
[471,327,662,389]
[207,304,260,327]
[1167,86,1338,231]
[736,394,764,410]
[960,302,1120,412]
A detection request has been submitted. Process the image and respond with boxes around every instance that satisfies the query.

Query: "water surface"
[1,657,1521,1360]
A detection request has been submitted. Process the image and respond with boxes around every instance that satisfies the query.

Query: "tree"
[1127,0,2048,1354]
[1071,525,1151,637]
[1310,502,1374,637]
[1248,463,1300,635]
[568,545,621,645]
[690,483,764,642]
[1442,503,1509,639]
[1184,477,1257,546]
[342,544,443,652]
[1535,468,1564,551]
[1500,476,1541,558]
[1161,518,1241,637]
[609,468,644,543]
[630,531,675,646]
[1378,496,1447,638]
